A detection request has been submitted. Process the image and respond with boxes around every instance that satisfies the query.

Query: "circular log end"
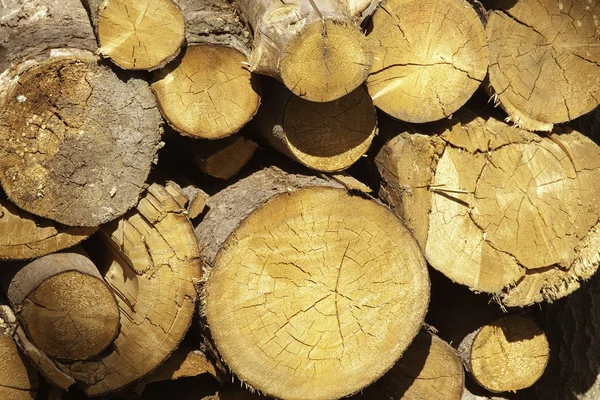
[97,0,185,70]
[366,0,488,123]
[0,335,38,400]
[486,0,600,129]
[283,87,376,172]
[152,45,260,139]
[205,187,429,400]
[280,20,373,103]
[20,270,120,361]
[0,56,162,227]
[470,315,549,393]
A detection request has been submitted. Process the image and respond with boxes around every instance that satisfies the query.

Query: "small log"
[184,135,258,180]
[255,79,377,172]
[82,0,185,70]
[0,194,95,260]
[366,0,488,123]
[1,250,120,361]
[0,0,163,227]
[353,329,464,400]
[458,315,549,393]
[232,0,376,102]
[0,333,39,400]
[14,184,201,396]
[151,0,260,139]
[486,0,600,131]
[195,166,430,400]
[376,112,600,306]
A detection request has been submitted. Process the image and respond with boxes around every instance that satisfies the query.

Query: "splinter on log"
[366,0,488,123]
[353,330,464,400]
[458,315,549,393]
[232,0,375,102]
[486,0,600,131]
[195,166,430,400]
[152,0,260,139]
[0,332,38,400]
[0,0,163,227]
[0,250,120,361]
[0,193,95,261]
[255,79,377,172]
[376,112,600,306]
[82,0,185,70]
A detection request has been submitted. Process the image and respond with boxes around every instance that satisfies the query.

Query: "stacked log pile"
[0,0,599,399]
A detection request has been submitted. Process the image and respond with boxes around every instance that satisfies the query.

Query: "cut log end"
[205,186,429,400]
[0,55,162,227]
[186,136,258,180]
[152,45,260,139]
[96,0,185,70]
[282,87,376,172]
[279,20,373,102]
[468,315,549,393]
[486,0,600,130]
[0,334,38,400]
[366,0,488,123]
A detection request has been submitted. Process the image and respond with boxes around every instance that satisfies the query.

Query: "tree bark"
[195,166,430,400]
[254,79,377,172]
[151,0,260,139]
[82,0,185,70]
[0,250,120,362]
[366,0,488,123]
[352,329,464,400]
[375,111,600,306]
[0,193,95,260]
[0,0,164,227]
[232,0,376,102]
[485,0,600,131]
[13,183,201,396]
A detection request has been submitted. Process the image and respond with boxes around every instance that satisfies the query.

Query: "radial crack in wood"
[376,112,600,306]
[196,166,430,400]
[366,0,488,123]
[486,0,600,131]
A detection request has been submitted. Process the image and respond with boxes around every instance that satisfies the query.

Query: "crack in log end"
[205,186,429,400]
[366,0,488,123]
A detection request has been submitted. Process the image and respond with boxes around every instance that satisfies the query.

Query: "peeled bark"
[486,0,600,131]
[151,0,260,139]
[232,0,376,102]
[1,250,120,362]
[0,193,95,260]
[353,330,464,400]
[195,166,430,400]
[376,111,600,306]
[16,184,201,396]
[255,79,377,172]
[366,0,488,123]
[82,0,185,70]
[0,0,163,227]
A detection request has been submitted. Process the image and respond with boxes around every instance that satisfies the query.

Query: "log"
[15,183,201,396]
[232,0,375,102]
[0,193,95,260]
[195,166,430,400]
[184,135,258,180]
[486,0,600,131]
[255,79,377,172]
[82,0,185,70]
[1,250,120,361]
[366,0,488,123]
[151,0,260,139]
[0,333,38,400]
[352,329,464,400]
[375,111,600,306]
[0,0,163,227]
[457,315,549,393]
